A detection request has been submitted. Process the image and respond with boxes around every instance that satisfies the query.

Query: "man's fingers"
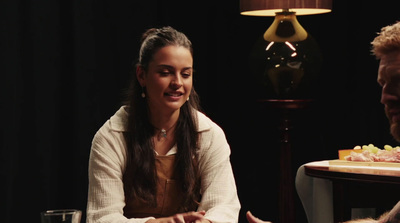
[246,211,272,223]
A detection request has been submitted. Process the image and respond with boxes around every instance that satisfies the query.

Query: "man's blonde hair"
[371,21,400,59]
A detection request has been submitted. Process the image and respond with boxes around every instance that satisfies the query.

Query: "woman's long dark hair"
[123,26,202,211]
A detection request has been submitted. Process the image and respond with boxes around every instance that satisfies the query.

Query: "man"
[348,20,400,223]
[247,21,400,223]
[373,21,400,144]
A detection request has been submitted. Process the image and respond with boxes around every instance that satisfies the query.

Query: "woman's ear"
[136,66,146,87]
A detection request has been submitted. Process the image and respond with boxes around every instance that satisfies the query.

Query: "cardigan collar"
[109,106,211,133]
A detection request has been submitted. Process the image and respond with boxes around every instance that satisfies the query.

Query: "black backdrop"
[2,1,400,223]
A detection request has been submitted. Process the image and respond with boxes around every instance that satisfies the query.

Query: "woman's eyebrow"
[157,64,193,71]
[182,67,193,71]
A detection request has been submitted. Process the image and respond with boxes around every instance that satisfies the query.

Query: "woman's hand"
[146,211,211,223]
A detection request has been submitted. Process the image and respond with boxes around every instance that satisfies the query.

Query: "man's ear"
[136,66,146,87]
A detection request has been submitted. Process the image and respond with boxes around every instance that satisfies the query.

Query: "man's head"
[372,21,400,142]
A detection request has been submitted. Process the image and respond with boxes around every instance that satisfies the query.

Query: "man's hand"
[246,211,272,223]
[378,201,400,223]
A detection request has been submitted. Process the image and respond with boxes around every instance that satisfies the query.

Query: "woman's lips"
[165,92,183,100]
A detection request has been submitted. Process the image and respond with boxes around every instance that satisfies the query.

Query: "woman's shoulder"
[109,106,129,132]
[195,110,224,135]
[195,110,230,158]
[91,106,127,158]
[93,106,128,141]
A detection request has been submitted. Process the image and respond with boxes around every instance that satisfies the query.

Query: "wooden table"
[304,160,400,222]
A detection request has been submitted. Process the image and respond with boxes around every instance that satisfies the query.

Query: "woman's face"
[138,45,193,115]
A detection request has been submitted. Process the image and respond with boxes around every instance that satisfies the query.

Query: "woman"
[86,26,240,223]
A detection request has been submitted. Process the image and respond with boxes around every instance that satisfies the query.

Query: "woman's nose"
[171,74,183,88]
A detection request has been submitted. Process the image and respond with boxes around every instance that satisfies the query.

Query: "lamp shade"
[240,0,332,16]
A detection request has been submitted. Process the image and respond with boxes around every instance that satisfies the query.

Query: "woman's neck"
[149,109,179,153]
[149,109,180,132]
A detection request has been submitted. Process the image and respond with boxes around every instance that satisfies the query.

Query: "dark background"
[2,1,400,223]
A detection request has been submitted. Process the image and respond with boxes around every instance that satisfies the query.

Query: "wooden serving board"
[329,159,400,168]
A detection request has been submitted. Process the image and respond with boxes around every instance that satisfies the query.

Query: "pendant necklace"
[154,123,176,140]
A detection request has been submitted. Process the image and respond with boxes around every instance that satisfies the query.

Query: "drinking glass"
[40,209,82,223]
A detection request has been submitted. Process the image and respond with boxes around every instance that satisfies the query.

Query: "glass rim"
[41,209,82,216]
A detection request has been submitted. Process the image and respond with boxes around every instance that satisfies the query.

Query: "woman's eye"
[159,71,170,76]
[182,73,191,78]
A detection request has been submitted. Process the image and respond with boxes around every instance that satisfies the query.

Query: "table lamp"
[241,0,332,100]
[240,1,332,222]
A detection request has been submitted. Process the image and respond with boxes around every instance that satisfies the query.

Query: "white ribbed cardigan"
[86,106,240,223]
